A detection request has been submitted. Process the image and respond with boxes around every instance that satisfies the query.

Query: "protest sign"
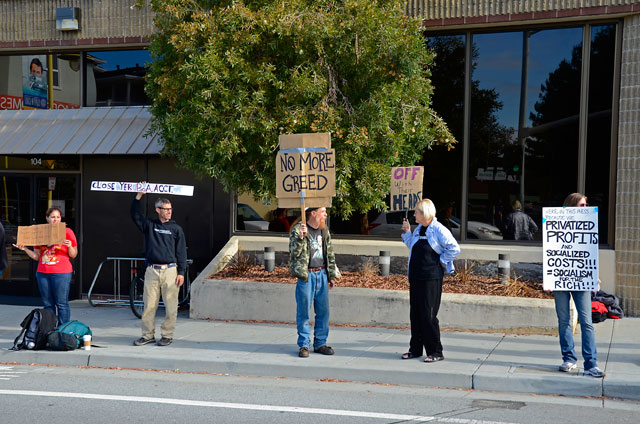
[542,206,599,291]
[17,222,66,246]
[90,181,194,196]
[276,133,335,209]
[390,166,423,212]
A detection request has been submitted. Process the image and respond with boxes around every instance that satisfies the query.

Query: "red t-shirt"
[36,227,77,274]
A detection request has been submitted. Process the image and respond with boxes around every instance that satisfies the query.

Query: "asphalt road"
[1,364,639,424]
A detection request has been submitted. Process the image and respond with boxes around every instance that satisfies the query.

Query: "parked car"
[368,211,502,240]
[237,203,269,231]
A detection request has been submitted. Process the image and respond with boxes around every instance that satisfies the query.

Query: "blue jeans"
[554,290,597,370]
[36,272,72,326]
[296,269,330,349]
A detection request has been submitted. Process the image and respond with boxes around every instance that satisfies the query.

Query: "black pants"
[408,278,443,357]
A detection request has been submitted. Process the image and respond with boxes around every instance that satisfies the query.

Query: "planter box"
[191,279,558,331]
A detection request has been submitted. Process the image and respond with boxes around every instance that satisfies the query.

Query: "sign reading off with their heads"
[390,166,423,212]
[90,181,194,197]
[542,206,599,291]
[276,133,336,208]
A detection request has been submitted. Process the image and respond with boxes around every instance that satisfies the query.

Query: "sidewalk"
[1,301,638,400]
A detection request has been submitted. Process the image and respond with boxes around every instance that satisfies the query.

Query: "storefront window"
[85,50,151,107]
[0,54,81,110]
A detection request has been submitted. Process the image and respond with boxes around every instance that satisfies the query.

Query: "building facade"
[1,1,639,315]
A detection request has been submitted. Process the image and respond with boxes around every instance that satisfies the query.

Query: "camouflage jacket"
[289,221,340,282]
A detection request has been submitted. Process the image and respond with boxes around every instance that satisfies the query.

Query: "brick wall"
[616,14,640,316]
[0,0,153,47]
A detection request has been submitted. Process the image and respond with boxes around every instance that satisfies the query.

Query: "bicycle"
[129,259,193,319]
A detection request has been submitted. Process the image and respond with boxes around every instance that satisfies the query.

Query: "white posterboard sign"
[390,166,423,212]
[90,181,194,196]
[542,206,599,291]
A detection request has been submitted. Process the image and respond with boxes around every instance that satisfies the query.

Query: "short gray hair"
[415,199,436,222]
[155,198,171,208]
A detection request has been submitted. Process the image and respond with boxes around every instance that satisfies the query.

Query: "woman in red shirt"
[13,207,77,325]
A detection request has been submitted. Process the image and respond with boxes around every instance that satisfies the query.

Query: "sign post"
[275,133,336,225]
[542,206,599,291]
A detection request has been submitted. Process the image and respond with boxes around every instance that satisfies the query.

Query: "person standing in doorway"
[131,186,187,347]
[289,207,341,358]
[13,207,77,326]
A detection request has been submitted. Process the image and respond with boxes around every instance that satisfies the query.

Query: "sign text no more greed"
[276,149,336,198]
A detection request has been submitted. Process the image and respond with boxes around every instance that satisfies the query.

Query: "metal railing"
[87,256,193,306]
[87,257,147,307]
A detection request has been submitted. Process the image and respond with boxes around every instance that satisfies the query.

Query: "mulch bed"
[212,265,552,300]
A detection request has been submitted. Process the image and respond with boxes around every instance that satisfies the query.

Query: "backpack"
[47,320,92,351]
[11,308,58,351]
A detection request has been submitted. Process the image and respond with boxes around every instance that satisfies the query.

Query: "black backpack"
[11,308,58,351]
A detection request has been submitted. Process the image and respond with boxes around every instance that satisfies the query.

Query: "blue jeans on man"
[554,290,597,370]
[36,272,72,326]
[296,269,330,350]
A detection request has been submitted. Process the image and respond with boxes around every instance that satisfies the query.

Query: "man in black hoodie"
[131,187,187,347]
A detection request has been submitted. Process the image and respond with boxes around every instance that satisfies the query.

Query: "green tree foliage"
[143,0,456,218]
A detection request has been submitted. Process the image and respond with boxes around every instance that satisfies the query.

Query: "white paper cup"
[83,334,92,350]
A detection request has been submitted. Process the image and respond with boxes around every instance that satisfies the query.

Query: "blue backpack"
[47,320,92,351]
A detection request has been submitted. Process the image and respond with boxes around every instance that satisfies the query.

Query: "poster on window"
[390,166,423,212]
[542,206,599,291]
[22,55,48,109]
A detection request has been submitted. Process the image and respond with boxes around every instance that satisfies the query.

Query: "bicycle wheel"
[129,276,145,319]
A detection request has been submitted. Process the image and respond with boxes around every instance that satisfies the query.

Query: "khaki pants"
[141,266,179,339]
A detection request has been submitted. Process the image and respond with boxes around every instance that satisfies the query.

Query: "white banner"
[542,206,599,291]
[90,181,194,197]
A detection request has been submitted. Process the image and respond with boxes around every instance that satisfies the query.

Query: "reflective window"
[423,35,465,240]
[469,28,583,241]
[85,50,151,107]
[0,54,81,110]
[585,24,616,245]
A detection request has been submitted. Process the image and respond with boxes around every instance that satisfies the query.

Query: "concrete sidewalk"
[1,301,638,400]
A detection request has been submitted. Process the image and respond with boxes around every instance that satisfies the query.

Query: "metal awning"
[0,106,162,155]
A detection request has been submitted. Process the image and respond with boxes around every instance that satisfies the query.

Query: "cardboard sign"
[390,166,424,211]
[17,222,66,246]
[542,207,599,291]
[90,181,194,196]
[276,133,335,208]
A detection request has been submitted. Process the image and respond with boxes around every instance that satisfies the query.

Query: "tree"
[142,0,456,218]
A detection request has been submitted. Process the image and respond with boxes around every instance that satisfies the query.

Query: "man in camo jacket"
[289,207,340,358]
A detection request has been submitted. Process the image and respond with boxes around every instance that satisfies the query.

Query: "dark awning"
[0,106,162,155]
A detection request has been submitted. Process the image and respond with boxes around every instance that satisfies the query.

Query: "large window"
[85,50,151,107]
[0,49,151,110]
[232,24,619,245]
[425,23,617,245]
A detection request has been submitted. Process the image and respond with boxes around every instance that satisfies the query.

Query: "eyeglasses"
[158,207,172,211]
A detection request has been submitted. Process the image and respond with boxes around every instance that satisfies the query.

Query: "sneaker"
[584,366,605,378]
[133,337,156,346]
[298,347,309,358]
[157,337,173,346]
[559,361,577,372]
[313,345,335,355]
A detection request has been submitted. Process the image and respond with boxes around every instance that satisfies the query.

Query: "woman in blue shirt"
[401,199,460,362]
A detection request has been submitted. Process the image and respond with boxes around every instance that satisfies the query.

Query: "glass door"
[0,174,79,297]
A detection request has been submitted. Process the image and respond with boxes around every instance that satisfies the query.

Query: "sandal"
[401,352,419,360]
[424,355,444,363]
